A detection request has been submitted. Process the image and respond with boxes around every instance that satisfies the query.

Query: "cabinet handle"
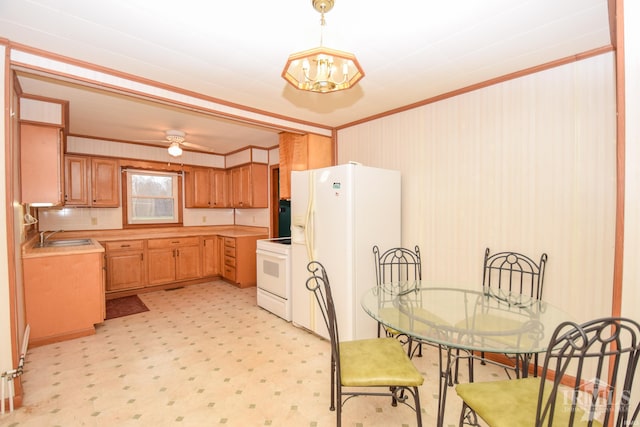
[140,254,143,261]
[171,240,180,244]
[176,249,180,257]
[120,244,130,248]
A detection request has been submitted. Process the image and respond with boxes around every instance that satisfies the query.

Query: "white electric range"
[256,237,292,321]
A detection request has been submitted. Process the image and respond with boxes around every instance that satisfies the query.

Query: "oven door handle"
[256,249,289,260]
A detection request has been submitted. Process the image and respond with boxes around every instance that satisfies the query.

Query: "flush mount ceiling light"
[166,130,184,157]
[167,141,183,157]
[282,0,364,93]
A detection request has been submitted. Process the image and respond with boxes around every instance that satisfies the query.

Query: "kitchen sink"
[36,238,93,248]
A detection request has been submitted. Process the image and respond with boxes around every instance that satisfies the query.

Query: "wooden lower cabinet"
[223,237,237,283]
[24,251,104,346]
[176,243,201,280]
[147,237,201,285]
[202,235,221,277]
[105,240,146,292]
[222,235,266,288]
[104,233,264,294]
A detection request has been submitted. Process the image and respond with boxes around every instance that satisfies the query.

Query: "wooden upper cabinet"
[279,132,332,200]
[212,169,230,208]
[231,166,249,208]
[230,163,267,208]
[64,155,89,205]
[184,167,230,208]
[20,123,64,206]
[184,167,211,208]
[92,157,119,206]
[65,155,119,207]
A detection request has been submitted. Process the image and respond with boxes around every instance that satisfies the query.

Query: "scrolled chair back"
[483,248,548,300]
[373,245,422,287]
[537,317,640,427]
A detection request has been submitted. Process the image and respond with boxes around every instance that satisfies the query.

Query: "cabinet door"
[231,165,267,208]
[176,244,201,280]
[202,236,220,276]
[250,164,268,208]
[211,169,230,208]
[64,155,89,205]
[106,250,146,291]
[91,158,119,207]
[20,124,63,205]
[230,167,249,207]
[184,167,212,208]
[147,248,177,285]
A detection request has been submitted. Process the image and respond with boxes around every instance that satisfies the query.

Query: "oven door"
[256,249,290,299]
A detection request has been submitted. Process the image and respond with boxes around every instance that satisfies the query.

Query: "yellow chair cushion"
[455,377,602,427]
[339,338,424,387]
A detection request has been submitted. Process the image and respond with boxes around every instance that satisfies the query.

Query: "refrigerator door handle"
[305,170,315,261]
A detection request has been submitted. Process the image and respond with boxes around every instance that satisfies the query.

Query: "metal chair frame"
[373,245,424,357]
[459,317,640,427]
[306,260,423,427]
[475,248,548,379]
[482,248,548,300]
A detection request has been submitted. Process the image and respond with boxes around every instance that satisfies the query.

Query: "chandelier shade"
[282,0,364,93]
[282,47,364,93]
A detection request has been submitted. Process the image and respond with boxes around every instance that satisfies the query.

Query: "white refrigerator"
[290,163,401,341]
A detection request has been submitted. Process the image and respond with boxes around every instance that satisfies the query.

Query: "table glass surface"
[361,281,571,353]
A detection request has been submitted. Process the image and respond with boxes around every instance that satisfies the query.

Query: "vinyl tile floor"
[1,281,505,426]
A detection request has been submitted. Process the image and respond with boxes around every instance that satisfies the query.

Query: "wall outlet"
[91,217,98,226]
[202,216,207,223]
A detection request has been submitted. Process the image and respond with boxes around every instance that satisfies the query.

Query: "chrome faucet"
[39,230,62,246]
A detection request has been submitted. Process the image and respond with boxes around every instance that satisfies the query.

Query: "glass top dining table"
[361,281,570,354]
[360,280,573,427]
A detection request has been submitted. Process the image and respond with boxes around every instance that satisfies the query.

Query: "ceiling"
[1,0,612,155]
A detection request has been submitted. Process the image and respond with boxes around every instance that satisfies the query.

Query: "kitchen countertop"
[22,238,105,259]
[22,226,268,258]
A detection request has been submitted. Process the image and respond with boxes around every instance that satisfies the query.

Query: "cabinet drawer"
[223,264,236,281]
[223,245,236,258]
[224,255,236,268]
[224,237,236,248]
[105,240,145,251]
[148,237,199,249]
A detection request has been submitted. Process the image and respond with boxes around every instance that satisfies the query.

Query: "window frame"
[122,168,183,228]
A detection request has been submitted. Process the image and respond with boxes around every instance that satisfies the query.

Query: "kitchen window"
[123,169,182,226]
